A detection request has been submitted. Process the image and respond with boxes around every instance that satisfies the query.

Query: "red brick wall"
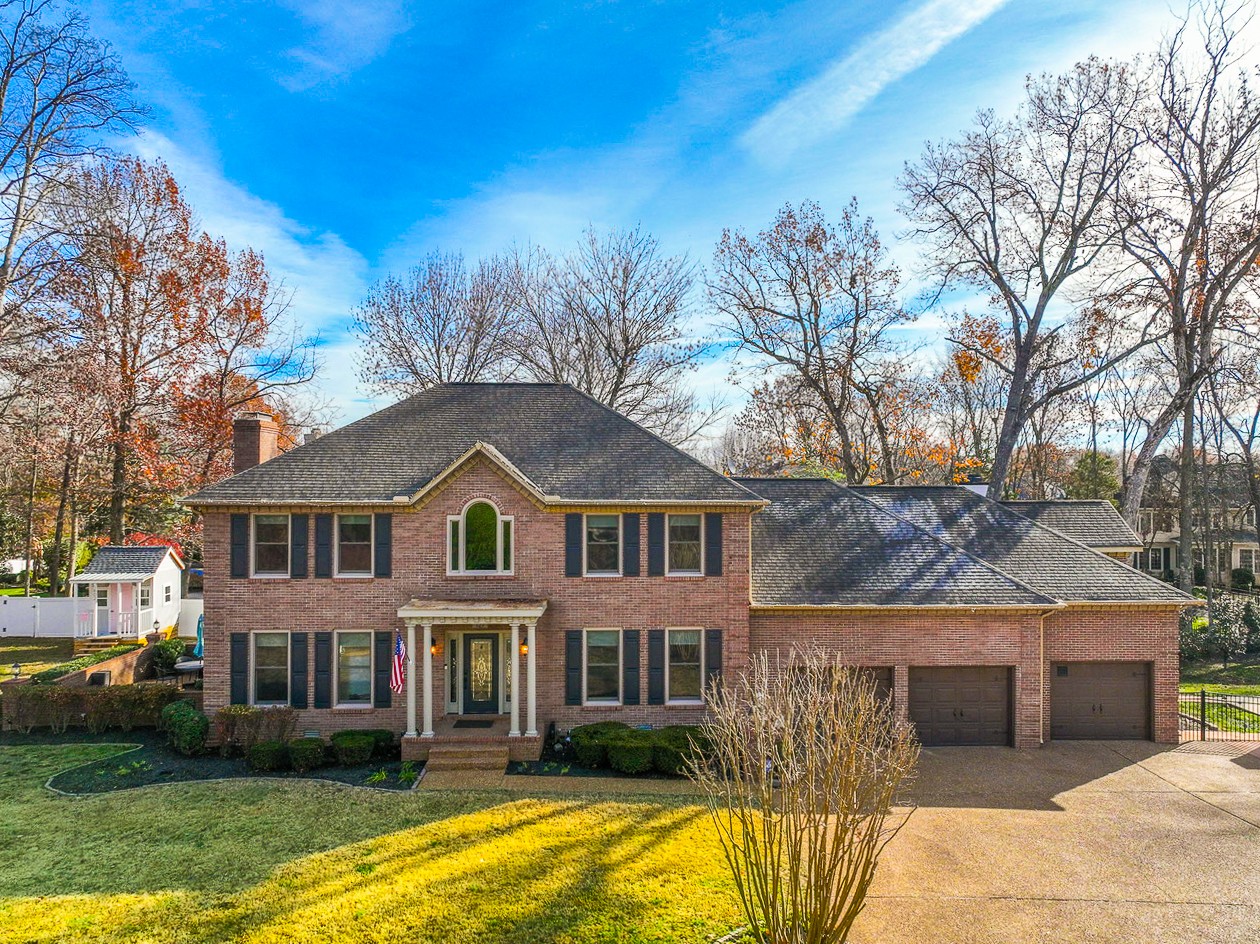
[201,460,752,738]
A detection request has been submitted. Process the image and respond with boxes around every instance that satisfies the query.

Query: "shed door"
[1051,662,1150,740]
[909,666,1011,746]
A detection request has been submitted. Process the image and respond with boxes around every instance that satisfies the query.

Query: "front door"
[462,634,500,713]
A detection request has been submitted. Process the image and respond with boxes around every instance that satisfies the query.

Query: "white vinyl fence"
[0,596,85,637]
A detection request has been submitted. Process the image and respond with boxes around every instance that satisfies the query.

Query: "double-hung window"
[667,513,703,575]
[583,629,621,704]
[253,633,289,705]
[163,584,172,604]
[336,514,373,576]
[336,631,373,706]
[139,582,151,608]
[253,514,290,576]
[666,628,703,703]
[584,514,620,575]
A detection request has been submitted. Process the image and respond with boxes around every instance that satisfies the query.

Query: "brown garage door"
[909,666,1011,746]
[1051,662,1150,740]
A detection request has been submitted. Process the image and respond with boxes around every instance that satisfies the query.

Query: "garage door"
[1051,662,1150,739]
[909,666,1011,746]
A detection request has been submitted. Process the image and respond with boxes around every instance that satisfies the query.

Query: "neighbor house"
[182,384,1190,764]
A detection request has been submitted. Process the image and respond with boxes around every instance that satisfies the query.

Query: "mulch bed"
[2,729,421,793]
[506,735,677,780]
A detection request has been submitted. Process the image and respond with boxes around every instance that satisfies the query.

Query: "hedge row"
[29,643,144,683]
[565,723,711,777]
[1,683,183,734]
[247,729,398,773]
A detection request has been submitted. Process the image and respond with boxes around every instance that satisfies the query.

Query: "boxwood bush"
[564,723,711,777]
[650,725,710,776]
[568,721,631,769]
[247,739,288,772]
[330,731,375,766]
[606,731,655,775]
[161,700,209,756]
[287,737,327,773]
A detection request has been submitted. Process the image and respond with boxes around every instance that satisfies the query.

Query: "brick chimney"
[233,411,280,474]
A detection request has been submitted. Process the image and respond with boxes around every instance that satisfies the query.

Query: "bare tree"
[1111,1,1260,590]
[0,0,140,343]
[507,226,711,443]
[709,199,913,484]
[352,251,515,396]
[690,647,918,944]
[901,57,1152,498]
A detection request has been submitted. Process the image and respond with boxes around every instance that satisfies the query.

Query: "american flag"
[390,632,406,694]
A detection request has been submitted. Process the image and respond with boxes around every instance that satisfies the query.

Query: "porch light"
[430,640,440,657]
[519,640,528,657]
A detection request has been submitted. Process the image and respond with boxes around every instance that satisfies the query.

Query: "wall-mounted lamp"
[430,641,441,657]
[519,640,528,657]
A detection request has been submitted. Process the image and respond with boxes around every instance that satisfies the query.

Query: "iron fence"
[1179,689,1260,741]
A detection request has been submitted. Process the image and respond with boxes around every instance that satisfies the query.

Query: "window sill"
[332,574,374,580]
[665,572,705,579]
[332,704,374,711]
[445,572,516,579]
[250,575,291,581]
[582,572,622,579]
[581,701,622,709]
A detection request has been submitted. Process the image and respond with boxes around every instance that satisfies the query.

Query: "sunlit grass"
[0,636,74,678]
[0,744,739,943]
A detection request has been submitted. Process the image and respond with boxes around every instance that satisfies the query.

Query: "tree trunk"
[1177,397,1195,593]
[22,436,36,597]
[986,352,1031,499]
[48,446,72,596]
[109,411,132,544]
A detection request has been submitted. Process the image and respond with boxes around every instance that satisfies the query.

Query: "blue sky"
[85,0,1188,425]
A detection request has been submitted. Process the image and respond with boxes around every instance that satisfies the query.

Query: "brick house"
[183,384,1190,762]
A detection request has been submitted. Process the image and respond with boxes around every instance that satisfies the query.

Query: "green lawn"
[1179,657,1260,696]
[0,636,74,678]
[0,743,740,944]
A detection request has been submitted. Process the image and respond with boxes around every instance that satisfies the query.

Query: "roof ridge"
[829,482,1062,607]
[958,489,1192,600]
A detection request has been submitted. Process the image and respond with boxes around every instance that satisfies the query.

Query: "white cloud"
[276,1,412,91]
[741,0,1010,163]
[131,131,373,422]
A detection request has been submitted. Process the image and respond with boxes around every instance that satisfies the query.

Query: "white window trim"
[334,513,374,578]
[582,627,623,706]
[446,499,515,575]
[139,580,152,609]
[251,631,290,707]
[665,627,705,705]
[163,584,172,604]
[665,512,705,576]
[333,630,374,708]
[251,513,291,578]
[583,513,622,577]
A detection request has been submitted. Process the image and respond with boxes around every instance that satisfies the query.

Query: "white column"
[509,623,521,737]
[526,621,538,737]
[405,621,418,738]
[422,622,434,737]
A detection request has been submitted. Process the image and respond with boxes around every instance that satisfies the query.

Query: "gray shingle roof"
[184,384,762,506]
[739,478,1057,608]
[1002,500,1141,549]
[853,486,1189,604]
[76,546,175,581]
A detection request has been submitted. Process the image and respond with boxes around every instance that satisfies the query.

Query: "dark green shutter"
[373,514,392,577]
[373,631,392,707]
[564,630,583,704]
[647,513,665,576]
[564,514,583,577]
[622,513,640,576]
[290,514,309,579]
[229,632,248,704]
[622,629,640,705]
[313,632,332,708]
[704,513,723,576]
[705,629,723,694]
[647,629,665,704]
[314,514,333,578]
[290,633,308,708]
[230,515,249,578]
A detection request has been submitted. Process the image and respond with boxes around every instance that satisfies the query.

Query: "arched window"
[448,500,514,574]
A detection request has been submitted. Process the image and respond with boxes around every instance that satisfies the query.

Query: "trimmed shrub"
[287,737,327,773]
[651,725,711,776]
[151,638,187,677]
[1232,568,1255,591]
[607,732,654,775]
[215,705,262,757]
[258,706,297,744]
[568,721,630,770]
[361,728,398,758]
[248,739,288,772]
[162,701,209,756]
[330,731,374,766]
[29,643,143,683]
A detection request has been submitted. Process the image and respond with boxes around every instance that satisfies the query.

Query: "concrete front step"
[424,744,511,772]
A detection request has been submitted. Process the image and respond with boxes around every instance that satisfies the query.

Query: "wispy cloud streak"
[742,0,1010,162]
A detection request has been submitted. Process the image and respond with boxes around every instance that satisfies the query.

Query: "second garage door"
[908,666,1011,746]
[1051,662,1150,739]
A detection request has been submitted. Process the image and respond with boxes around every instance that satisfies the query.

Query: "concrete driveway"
[855,741,1260,944]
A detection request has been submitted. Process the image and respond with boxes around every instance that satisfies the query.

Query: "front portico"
[397,598,546,763]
